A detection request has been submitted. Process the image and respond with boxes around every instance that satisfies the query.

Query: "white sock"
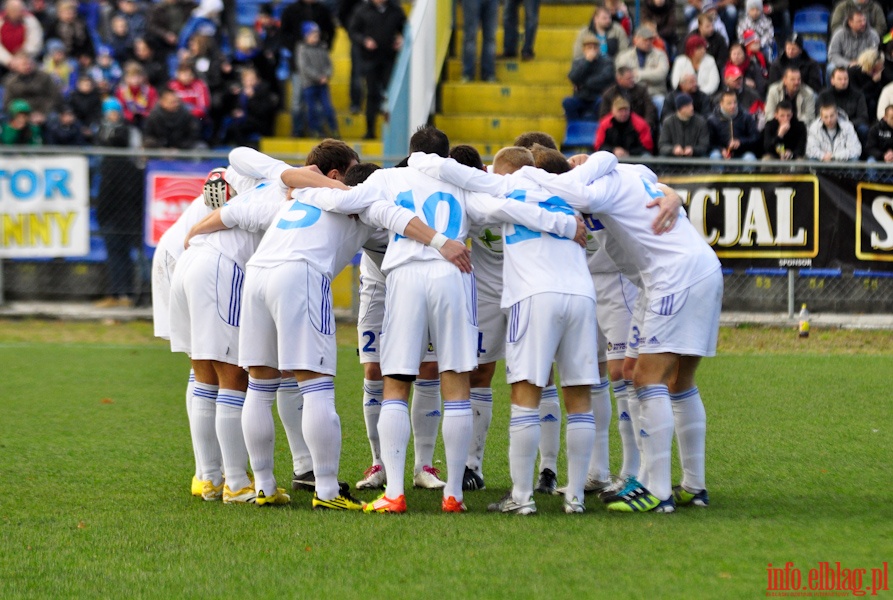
[509,405,540,504]
[300,377,340,501]
[637,385,674,501]
[566,412,596,502]
[362,379,384,466]
[613,380,639,479]
[671,387,707,493]
[216,389,251,492]
[242,377,279,496]
[538,386,560,474]
[442,400,473,501]
[626,379,647,486]
[192,382,222,485]
[411,379,441,473]
[378,399,411,499]
[588,378,612,482]
[277,377,312,474]
[467,387,493,475]
[186,370,200,479]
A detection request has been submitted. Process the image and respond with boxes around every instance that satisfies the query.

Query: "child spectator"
[106,14,135,64]
[132,37,168,88]
[44,102,86,145]
[298,21,339,138]
[168,61,211,131]
[42,38,76,92]
[68,73,103,131]
[90,46,124,95]
[115,60,157,128]
[0,98,41,144]
[219,65,277,146]
[736,0,773,58]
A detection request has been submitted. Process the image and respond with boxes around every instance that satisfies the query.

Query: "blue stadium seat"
[562,120,598,149]
[793,6,830,36]
[802,38,827,65]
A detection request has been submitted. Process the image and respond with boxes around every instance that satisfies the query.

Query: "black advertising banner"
[658,172,893,272]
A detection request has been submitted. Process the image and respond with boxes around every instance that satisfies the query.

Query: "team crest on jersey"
[478,228,503,253]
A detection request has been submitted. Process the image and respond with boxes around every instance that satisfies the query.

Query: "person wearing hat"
[768,33,823,92]
[594,94,654,156]
[671,33,720,96]
[739,32,769,97]
[828,7,880,71]
[712,63,763,127]
[563,30,616,120]
[659,92,709,156]
[762,99,807,159]
[298,21,339,138]
[736,0,773,55]
[764,66,816,126]
[615,24,670,115]
[0,98,41,145]
[831,0,887,40]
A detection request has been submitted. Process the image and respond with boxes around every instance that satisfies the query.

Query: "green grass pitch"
[0,322,890,598]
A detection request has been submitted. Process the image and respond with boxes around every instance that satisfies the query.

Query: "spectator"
[169,61,211,123]
[659,92,710,156]
[828,7,880,71]
[44,0,94,60]
[230,27,277,92]
[298,21,339,138]
[727,41,765,96]
[132,37,169,88]
[764,0,791,41]
[114,60,157,128]
[281,0,336,133]
[615,25,669,114]
[763,99,807,158]
[714,64,765,129]
[0,0,43,77]
[460,0,497,82]
[707,88,760,159]
[689,11,728,67]
[0,98,41,144]
[866,103,893,162]
[664,72,713,120]
[595,93,653,156]
[848,48,887,120]
[563,31,615,120]
[143,86,201,149]
[340,0,365,114]
[740,30,769,96]
[44,103,86,145]
[671,34,720,96]
[68,73,103,131]
[765,67,815,126]
[106,14,136,64]
[219,65,277,146]
[178,30,231,127]
[146,0,194,63]
[348,0,406,139]
[90,46,124,96]
[177,0,224,51]
[1,53,63,121]
[819,66,870,140]
[604,0,632,36]
[502,0,540,60]
[112,0,148,43]
[805,101,862,161]
[94,96,142,309]
[573,6,630,61]
[599,65,658,131]
[736,0,773,56]
[42,38,76,93]
[830,0,887,40]
[768,33,823,92]
[687,1,730,45]
[642,0,677,53]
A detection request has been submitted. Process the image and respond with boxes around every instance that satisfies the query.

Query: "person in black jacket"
[707,89,760,159]
[767,33,823,92]
[659,93,710,156]
[819,66,870,141]
[142,87,201,149]
[562,32,614,120]
[762,100,807,159]
[349,0,406,139]
[866,104,893,162]
[663,73,713,121]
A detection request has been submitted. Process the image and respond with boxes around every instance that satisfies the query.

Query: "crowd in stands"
[563,0,893,162]
[0,0,410,148]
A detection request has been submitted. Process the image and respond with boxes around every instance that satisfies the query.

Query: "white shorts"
[169,247,243,364]
[380,261,477,376]
[356,253,437,364]
[593,271,638,363]
[476,289,506,364]
[505,292,598,388]
[638,268,724,357]
[152,247,176,340]
[238,262,337,374]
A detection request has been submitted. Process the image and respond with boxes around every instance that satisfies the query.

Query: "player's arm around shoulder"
[467,191,582,243]
[184,208,229,248]
[408,152,511,196]
[228,146,292,183]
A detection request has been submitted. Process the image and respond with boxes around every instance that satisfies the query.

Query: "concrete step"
[444,58,570,85]
[440,81,568,115]
[434,114,565,146]
[260,137,383,158]
[453,27,579,61]
[273,109,372,138]
[455,4,594,27]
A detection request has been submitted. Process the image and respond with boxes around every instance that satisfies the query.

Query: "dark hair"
[513,131,557,150]
[530,144,570,174]
[720,88,738,102]
[616,65,633,77]
[846,6,865,24]
[820,100,838,112]
[343,162,380,186]
[306,139,360,176]
[831,65,848,78]
[776,99,793,112]
[449,144,485,170]
[409,125,450,157]
[783,66,801,78]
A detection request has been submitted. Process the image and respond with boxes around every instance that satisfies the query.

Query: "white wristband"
[429,232,449,250]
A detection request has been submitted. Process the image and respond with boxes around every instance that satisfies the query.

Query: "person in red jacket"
[168,60,211,139]
[114,60,157,129]
[594,95,654,156]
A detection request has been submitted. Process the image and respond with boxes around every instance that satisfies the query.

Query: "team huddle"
[151,126,722,515]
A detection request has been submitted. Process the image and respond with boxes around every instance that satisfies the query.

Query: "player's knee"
[363,362,382,380]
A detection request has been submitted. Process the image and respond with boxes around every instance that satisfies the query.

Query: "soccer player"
[534,158,721,513]
[235,161,471,510]
[304,126,586,513]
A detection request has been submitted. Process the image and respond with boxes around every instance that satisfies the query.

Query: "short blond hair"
[493,146,534,174]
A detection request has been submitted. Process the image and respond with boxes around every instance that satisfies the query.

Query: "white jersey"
[536,158,721,297]
[157,195,211,262]
[305,160,580,275]
[469,224,504,298]
[246,187,415,280]
[228,146,292,186]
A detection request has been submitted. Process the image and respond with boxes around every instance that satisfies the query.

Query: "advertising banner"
[144,160,219,247]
